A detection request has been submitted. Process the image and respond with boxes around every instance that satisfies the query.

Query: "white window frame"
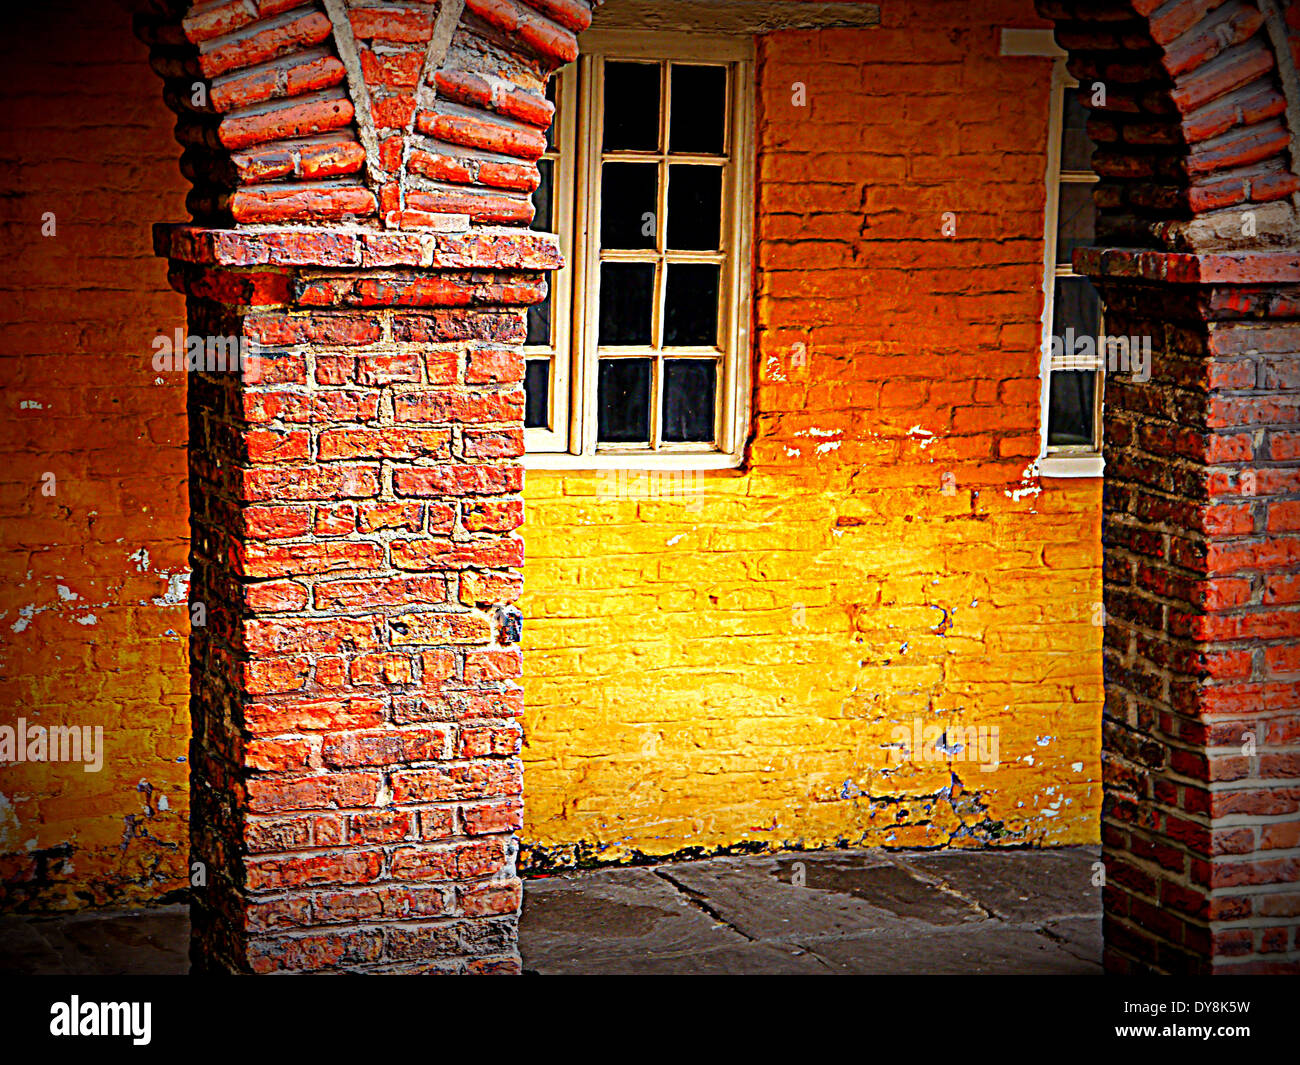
[524,30,756,471]
[524,73,579,454]
[1038,58,1104,479]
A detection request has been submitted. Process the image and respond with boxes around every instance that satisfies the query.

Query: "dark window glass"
[670,65,726,154]
[598,359,652,442]
[1052,275,1102,342]
[1047,371,1098,448]
[531,158,553,233]
[663,359,716,443]
[604,62,661,152]
[663,263,720,347]
[525,360,550,429]
[1061,88,1095,172]
[1056,183,1096,267]
[599,262,655,346]
[601,162,659,250]
[526,286,552,346]
[667,165,722,251]
[1049,276,1103,450]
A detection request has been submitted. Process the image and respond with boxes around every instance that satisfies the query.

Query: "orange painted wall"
[0,2,191,909]
[520,0,1104,866]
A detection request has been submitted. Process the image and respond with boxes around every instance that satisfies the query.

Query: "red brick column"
[1081,250,1300,974]
[1039,0,1300,976]
[159,225,554,974]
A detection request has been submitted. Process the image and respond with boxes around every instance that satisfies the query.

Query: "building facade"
[0,0,1297,974]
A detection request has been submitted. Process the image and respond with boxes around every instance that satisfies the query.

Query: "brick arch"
[1040,0,1300,250]
[1040,0,1300,974]
[135,0,375,223]
[131,0,592,228]
[408,0,593,223]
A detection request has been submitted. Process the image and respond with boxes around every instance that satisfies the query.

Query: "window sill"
[524,451,745,472]
[1039,454,1104,479]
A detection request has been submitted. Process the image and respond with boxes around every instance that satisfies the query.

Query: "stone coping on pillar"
[152,223,564,273]
[1075,247,1300,285]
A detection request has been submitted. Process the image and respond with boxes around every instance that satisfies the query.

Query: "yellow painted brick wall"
[520,0,1104,866]
[0,2,191,909]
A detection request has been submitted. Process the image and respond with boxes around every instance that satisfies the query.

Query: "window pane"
[1061,88,1095,172]
[599,262,655,346]
[601,162,658,250]
[525,359,550,429]
[531,158,553,233]
[598,358,652,443]
[604,62,660,152]
[664,263,720,347]
[670,64,726,155]
[1047,371,1098,448]
[527,288,552,346]
[1052,276,1102,353]
[1056,183,1096,266]
[663,359,717,443]
[667,165,722,251]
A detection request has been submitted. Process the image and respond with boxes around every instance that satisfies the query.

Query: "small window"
[1039,63,1103,477]
[524,32,755,470]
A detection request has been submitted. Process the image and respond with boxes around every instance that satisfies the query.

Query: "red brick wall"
[0,1,191,909]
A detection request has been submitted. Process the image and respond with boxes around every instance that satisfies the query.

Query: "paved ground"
[0,847,1102,975]
[522,847,1102,974]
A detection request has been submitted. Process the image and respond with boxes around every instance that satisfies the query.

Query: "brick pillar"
[159,224,554,974]
[1083,249,1300,974]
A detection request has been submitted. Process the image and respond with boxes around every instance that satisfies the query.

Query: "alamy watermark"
[50,997,150,1045]
[1051,328,1152,383]
[889,718,1000,773]
[596,469,706,512]
[0,717,103,772]
[152,330,263,381]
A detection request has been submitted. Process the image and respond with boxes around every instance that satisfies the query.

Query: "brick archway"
[1037,0,1300,973]
[128,0,1299,973]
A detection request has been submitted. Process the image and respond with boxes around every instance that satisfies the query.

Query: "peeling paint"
[1005,461,1043,502]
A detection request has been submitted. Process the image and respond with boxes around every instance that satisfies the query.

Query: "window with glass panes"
[1041,64,1103,467]
[523,32,754,468]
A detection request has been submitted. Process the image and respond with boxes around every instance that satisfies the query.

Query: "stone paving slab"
[803,924,1099,975]
[897,848,1101,923]
[654,850,985,943]
[520,865,754,972]
[0,906,189,975]
[1042,916,1104,966]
